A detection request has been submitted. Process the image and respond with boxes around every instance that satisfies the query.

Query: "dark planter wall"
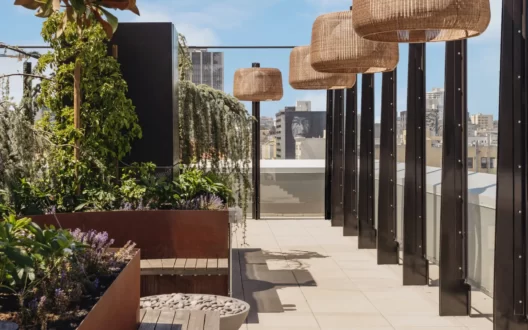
[109,23,179,175]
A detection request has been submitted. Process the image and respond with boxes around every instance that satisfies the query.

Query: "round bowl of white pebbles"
[140,293,250,330]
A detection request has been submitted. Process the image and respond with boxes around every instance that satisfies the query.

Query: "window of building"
[490,157,495,169]
[467,157,473,169]
[481,157,488,169]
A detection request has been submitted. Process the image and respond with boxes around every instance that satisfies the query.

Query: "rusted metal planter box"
[30,210,229,259]
[78,250,140,330]
[31,211,230,297]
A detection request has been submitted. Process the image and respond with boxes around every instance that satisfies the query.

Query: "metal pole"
[494,0,528,327]
[358,74,377,249]
[331,89,345,226]
[325,90,335,220]
[403,43,428,285]
[439,39,470,316]
[377,69,398,263]
[252,63,261,220]
[344,85,359,236]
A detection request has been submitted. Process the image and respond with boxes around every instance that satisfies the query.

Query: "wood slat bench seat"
[138,309,220,330]
[141,258,229,276]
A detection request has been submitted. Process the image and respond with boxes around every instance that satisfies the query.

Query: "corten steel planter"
[78,249,140,330]
[30,210,229,259]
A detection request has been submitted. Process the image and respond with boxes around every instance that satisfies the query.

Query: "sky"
[0,0,503,121]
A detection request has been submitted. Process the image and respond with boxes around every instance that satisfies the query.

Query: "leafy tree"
[29,13,142,212]
[14,0,139,38]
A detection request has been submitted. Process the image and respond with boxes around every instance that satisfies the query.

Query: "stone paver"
[232,219,493,330]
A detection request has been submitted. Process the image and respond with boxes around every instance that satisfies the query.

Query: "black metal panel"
[358,74,376,249]
[344,86,359,236]
[439,40,470,316]
[109,23,179,174]
[325,90,334,220]
[252,64,261,220]
[331,89,345,227]
[403,43,428,285]
[377,70,398,263]
[494,0,528,327]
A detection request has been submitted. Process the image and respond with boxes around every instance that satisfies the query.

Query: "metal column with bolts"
[403,44,428,285]
[325,90,335,220]
[377,70,399,263]
[344,86,359,236]
[251,63,261,220]
[439,39,471,316]
[358,74,377,249]
[494,0,528,327]
[331,89,345,226]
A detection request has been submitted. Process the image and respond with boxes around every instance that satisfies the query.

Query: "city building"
[187,49,224,91]
[295,137,325,159]
[275,101,325,159]
[261,137,277,160]
[261,116,275,130]
[426,88,444,136]
[470,113,494,130]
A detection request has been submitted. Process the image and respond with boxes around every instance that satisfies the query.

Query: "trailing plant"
[177,80,251,219]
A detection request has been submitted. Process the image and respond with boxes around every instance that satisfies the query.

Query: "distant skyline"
[0,0,502,120]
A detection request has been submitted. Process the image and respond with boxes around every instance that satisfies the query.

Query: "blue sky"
[0,0,502,120]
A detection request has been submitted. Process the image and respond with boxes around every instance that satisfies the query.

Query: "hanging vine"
[177,36,252,237]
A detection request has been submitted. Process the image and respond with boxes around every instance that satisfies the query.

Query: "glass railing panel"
[260,159,325,218]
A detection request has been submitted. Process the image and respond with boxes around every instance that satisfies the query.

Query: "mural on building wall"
[284,112,325,159]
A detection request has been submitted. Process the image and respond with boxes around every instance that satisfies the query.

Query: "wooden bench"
[138,309,220,330]
[140,258,229,276]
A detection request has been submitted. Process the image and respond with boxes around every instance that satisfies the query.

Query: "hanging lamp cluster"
[232,0,490,99]
[289,46,356,90]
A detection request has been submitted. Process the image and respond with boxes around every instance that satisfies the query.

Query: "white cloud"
[131,4,220,46]
[298,90,327,111]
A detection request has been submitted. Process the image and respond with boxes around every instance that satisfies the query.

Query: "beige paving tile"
[248,312,320,327]
[234,220,494,330]
[384,314,465,327]
[275,286,312,313]
[315,313,392,328]
[393,328,466,330]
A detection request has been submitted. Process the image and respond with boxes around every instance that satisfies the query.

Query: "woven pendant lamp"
[352,0,491,43]
[310,10,399,74]
[233,67,283,101]
[290,46,356,90]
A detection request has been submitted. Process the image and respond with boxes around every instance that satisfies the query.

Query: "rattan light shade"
[290,46,356,90]
[233,68,283,101]
[352,0,491,43]
[310,10,399,74]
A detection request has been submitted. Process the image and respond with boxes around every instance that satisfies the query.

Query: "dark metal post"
[358,74,376,249]
[377,69,398,263]
[252,63,261,220]
[344,85,359,236]
[493,0,528,327]
[403,43,428,285]
[439,39,470,316]
[331,89,345,226]
[325,90,335,220]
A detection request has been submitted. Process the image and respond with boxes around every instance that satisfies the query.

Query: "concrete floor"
[231,219,493,330]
